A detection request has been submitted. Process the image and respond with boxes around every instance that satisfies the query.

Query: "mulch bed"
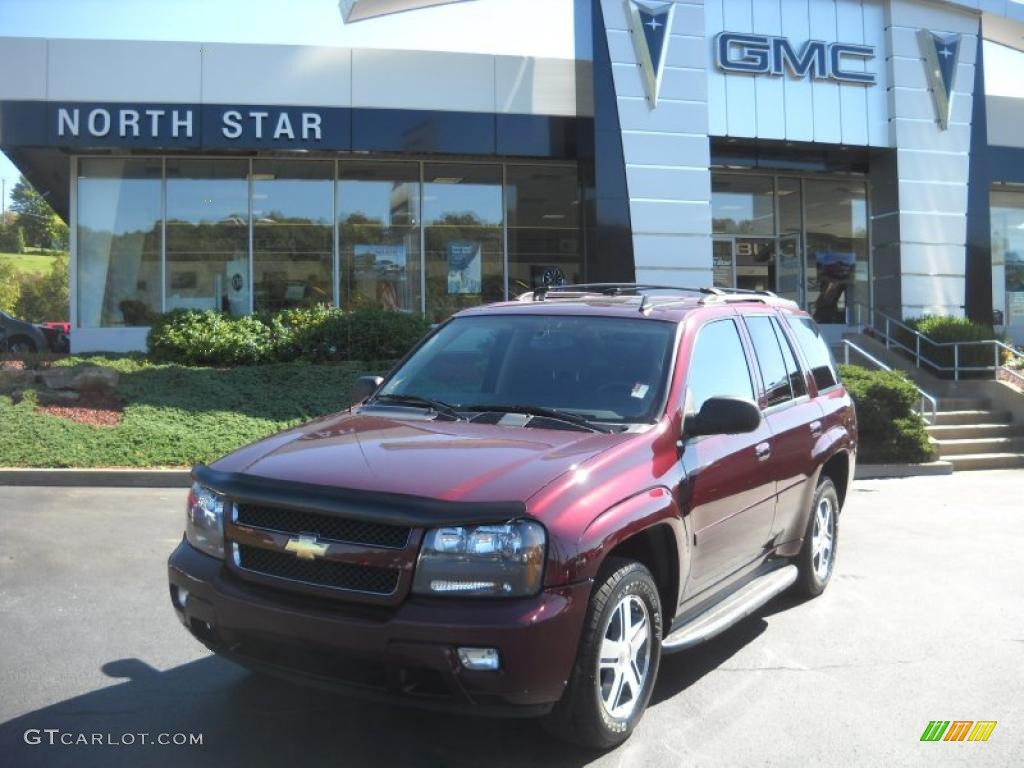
[35,391,124,427]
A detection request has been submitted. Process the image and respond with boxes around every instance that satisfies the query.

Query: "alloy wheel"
[597,594,651,720]
[811,496,835,580]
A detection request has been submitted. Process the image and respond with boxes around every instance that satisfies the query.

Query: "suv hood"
[213,410,629,504]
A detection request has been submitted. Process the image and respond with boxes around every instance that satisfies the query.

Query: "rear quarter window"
[784,315,839,391]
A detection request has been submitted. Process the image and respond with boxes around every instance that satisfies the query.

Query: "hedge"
[893,315,1003,377]
[148,306,432,366]
[838,364,936,464]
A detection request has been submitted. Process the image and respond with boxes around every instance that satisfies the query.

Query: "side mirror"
[351,375,384,405]
[684,396,762,437]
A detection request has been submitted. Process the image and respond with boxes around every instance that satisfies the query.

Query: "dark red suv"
[168,285,856,748]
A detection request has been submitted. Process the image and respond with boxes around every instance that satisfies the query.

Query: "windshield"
[377,314,678,424]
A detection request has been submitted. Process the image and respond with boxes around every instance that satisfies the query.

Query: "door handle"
[809,420,823,437]
[755,442,771,461]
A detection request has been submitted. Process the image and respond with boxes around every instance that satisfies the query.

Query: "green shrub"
[147,306,431,366]
[15,252,69,323]
[838,364,936,464]
[0,223,25,253]
[895,315,1003,376]
[0,260,20,314]
[148,310,274,366]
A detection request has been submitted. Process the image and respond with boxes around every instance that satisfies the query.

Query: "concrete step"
[931,410,1011,426]
[935,397,992,411]
[932,436,1024,457]
[946,453,1024,471]
[926,423,1024,440]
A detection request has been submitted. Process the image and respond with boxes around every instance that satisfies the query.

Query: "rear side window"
[744,316,794,407]
[785,315,839,390]
[686,319,754,412]
[773,317,808,398]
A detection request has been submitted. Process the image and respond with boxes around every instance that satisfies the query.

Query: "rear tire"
[795,476,839,597]
[542,558,662,749]
[6,335,38,355]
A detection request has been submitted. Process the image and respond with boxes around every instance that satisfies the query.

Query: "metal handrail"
[849,302,1024,382]
[840,339,939,424]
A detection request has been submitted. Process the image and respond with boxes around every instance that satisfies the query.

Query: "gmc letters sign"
[715,33,876,85]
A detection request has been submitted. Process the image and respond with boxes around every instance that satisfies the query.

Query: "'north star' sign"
[715,33,876,85]
[56,106,323,141]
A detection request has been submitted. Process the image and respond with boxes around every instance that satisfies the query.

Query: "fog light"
[172,585,189,610]
[457,647,500,671]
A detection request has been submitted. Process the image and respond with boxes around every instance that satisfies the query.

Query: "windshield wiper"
[464,404,611,433]
[371,394,466,421]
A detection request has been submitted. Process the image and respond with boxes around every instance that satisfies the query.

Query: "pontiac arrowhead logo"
[918,30,961,130]
[285,534,329,561]
[625,0,675,107]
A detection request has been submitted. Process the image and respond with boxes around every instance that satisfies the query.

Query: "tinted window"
[380,315,677,423]
[773,317,808,398]
[786,315,839,390]
[686,320,754,412]
[745,316,793,407]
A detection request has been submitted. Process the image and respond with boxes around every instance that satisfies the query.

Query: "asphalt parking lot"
[1,471,1022,767]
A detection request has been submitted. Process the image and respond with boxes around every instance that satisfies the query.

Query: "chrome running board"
[662,564,798,653]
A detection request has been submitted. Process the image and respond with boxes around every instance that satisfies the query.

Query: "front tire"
[795,476,839,597]
[543,558,662,749]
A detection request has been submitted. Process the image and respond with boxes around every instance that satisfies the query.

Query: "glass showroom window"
[804,179,868,324]
[990,187,1024,338]
[506,165,582,295]
[165,159,250,314]
[252,160,334,313]
[76,158,162,327]
[423,164,503,323]
[712,174,774,235]
[338,161,421,312]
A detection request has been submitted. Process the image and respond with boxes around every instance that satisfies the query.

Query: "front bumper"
[168,540,591,716]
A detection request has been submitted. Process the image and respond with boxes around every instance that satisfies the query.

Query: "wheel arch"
[574,489,688,631]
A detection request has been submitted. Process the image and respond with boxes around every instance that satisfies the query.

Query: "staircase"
[928,397,1024,471]
[840,331,1024,472]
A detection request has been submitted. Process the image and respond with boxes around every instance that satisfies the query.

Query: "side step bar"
[662,564,799,653]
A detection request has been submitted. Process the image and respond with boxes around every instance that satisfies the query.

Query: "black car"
[0,310,67,354]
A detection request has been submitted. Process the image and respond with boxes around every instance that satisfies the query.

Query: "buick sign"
[715,33,876,85]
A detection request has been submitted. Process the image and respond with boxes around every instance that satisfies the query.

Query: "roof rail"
[525,283,721,302]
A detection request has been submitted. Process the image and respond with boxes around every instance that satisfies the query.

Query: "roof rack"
[517,283,797,313]
[526,283,719,302]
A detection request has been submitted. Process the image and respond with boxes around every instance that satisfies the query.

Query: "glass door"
[713,238,734,290]
[776,234,802,305]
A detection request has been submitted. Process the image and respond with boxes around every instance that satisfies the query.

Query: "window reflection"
[506,165,582,295]
[423,164,503,322]
[76,159,162,327]
[712,175,774,235]
[990,187,1024,339]
[165,160,250,314]
[804,180,868,324]
[339,161,421,313]
[252,160,333,313]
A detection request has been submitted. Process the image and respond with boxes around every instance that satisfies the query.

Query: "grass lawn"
[0,248,59,275]
[0,356,390,468]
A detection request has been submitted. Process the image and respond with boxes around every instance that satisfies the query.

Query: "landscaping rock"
[0,368,34,391]
[36,389,82,406]
[70,366,120,393]
[38,367,78,390]
[38,365,120,393]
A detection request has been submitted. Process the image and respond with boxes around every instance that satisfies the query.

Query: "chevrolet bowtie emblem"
[285,534,329,561]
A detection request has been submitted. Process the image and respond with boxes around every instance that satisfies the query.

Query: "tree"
[16,252,69,322]
[9,176,67,250]
[0,222,25,253]
[0,259,20,313]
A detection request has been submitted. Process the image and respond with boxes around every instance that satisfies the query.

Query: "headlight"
[412,520,546,598]
[185,482,225,559]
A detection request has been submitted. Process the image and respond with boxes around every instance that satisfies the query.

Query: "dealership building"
[1,0,1024,352]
